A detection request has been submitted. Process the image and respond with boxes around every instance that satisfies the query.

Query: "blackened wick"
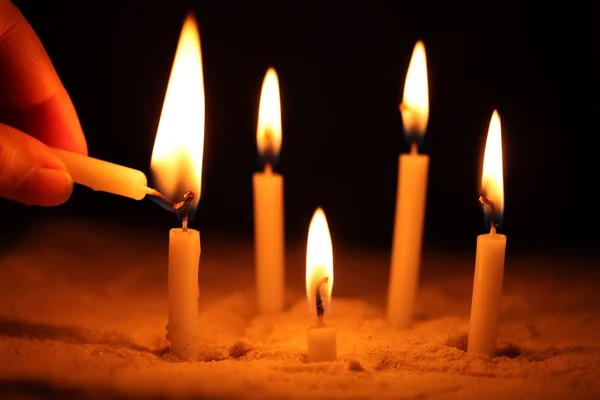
[479,195,497,228]
[315,277,329,318]
[148,189,195,231]
[174,191,195,231]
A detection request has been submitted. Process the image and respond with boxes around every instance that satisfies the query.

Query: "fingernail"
[13,168,73,206]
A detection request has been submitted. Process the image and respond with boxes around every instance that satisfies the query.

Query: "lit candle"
[51,148,152,200]
[468,110,507,356]
[305,208,336,363]
[150,12,205,360]
[253,68,285,315]
[387,40,430,329]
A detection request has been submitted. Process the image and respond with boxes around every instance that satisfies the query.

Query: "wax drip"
[315,277,329,318]
[479,195,497,232]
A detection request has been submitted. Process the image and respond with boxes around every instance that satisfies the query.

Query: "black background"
[2,2,599,255]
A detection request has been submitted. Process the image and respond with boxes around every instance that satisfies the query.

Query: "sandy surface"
[0,220,599,399]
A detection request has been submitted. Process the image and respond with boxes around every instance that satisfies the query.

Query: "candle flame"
[481,110,504,224]
[401,40,429,143]
[306,208,334,319]
[151,13,205,210]
[256,68,282,164]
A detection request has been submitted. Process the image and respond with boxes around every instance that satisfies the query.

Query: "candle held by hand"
[150,12,205,360]
[387,40,430,329]
[306,208,336,362]
[468,110,507,356]
[52,147,151,200]
[253,68,285,315]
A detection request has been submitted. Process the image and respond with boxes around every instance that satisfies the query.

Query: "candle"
[253,68,285,315]
[167,222,200,357]
[150,12,205,360]
[387,40,430,329]
[305,208,336,362]
[468,110,507,356]
[52,147,151,200]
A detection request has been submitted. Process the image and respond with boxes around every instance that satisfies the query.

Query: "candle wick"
[149,189,196,230]
[410,141,418,155]
[479,195,498,233]
[400,103,421,153]
[479,196,495,211]
[173,191,195,231]
[262,128,276,169]
[181,215,188,232]
[315,277,329,319]
[147,188,175,207]
[264,162,272,174]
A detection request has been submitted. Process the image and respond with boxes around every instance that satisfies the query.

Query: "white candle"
[387,40,430,329]
[468,110,507,356]
[253,68,285,315]
[305,208,336,362]
[307,324,337,363]
[150,13,206,359]
[166,228,201,359]
[52,147,150,200]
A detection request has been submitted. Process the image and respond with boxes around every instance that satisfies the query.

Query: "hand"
[0,0,87,206]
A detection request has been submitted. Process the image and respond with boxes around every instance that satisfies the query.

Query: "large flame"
[256,68,282,162]
[151,13,205,208]
[481,110,504,218]
[401,40,429,139]
[306,208,334,318]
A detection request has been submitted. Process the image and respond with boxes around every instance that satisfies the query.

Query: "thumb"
[0,123,73,206]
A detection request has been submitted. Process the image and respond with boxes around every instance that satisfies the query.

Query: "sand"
[0,220,599,399]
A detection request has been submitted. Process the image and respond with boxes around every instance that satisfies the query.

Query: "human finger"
[0,0,87,155]
[0,122,73,206]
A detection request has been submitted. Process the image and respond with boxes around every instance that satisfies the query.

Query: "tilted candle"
[150,12,205,360]
[253,68,285,315]
[468,110,507,356]
[52,147,151,200]
[306,208,336,362]
[387,40,430,329]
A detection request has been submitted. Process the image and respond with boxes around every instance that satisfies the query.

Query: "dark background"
[2,2,598,254]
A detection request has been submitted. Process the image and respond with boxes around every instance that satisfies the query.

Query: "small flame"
[151,13,205,210]
[256,68,282,164]
[481,110,504,224]
[306,208,334,319]
[401,40,429,143]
